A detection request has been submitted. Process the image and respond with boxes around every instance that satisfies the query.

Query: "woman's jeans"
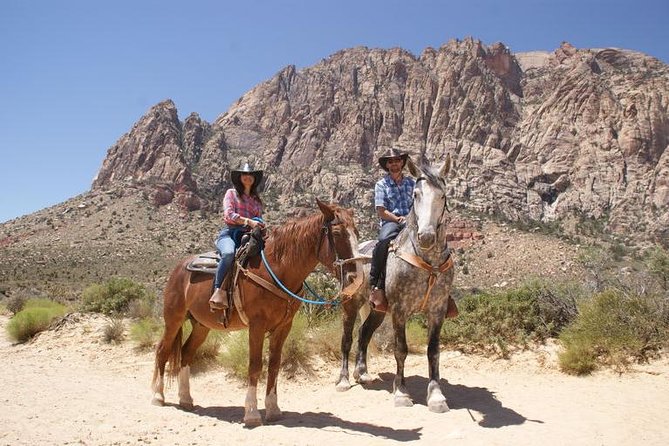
[369,221,405,290]
[213,228,239,289]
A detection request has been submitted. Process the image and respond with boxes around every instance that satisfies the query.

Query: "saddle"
[187,227,266,326]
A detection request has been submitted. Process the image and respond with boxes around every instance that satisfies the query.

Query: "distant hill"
[1,38,667,298]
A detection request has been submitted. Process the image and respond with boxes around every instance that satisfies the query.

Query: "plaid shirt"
[374,174,415,226]
[223,188,263,227]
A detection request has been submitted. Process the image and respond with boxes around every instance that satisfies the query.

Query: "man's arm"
[376,206,406,224]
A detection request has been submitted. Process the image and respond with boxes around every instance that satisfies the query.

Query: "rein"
[394,250,453,310]
[394,178,453,310]
[250,219,365,306]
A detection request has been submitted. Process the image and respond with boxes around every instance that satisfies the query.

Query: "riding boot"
[209,287,228,310]
[369,287,388,313]
[446,296,459,318]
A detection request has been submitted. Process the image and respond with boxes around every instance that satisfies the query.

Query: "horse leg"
[244,324,265,427]
[353,308,385,384]
[426,316,449,413]
[265,322,292,422]
[175,319,211,410]
[151,310,185,406]
[336,300,359,391]
[392,318,413,407]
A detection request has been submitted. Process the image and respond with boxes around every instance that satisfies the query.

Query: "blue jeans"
[369,221,405,290]
[214,228,239,289]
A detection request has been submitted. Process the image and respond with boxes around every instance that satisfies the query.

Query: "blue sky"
[1,0,667,223]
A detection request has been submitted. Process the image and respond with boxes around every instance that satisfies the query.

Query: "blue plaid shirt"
[374,174,415,226]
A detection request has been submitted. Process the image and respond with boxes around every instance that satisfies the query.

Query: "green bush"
[102,317,125,344]
[217,312,314,381]
[441,281,580,358]
[558,290,669,375]
[6,299,67,343]
[81,277,154,316]
[5,293,27,315]
[130,317,163,351]
[182,320,227,370]
[218,331,255,380]
[647,246,669,292]
[280,312,313,378]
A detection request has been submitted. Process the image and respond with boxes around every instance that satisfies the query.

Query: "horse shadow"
[193,405,422,440]
[360,373,540,428]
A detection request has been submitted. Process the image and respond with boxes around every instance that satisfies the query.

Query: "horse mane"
[265,212,326,266]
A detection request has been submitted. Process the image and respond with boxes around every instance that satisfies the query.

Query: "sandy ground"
[1,313,668,446]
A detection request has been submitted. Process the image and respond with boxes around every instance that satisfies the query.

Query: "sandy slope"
[1,313,668,446]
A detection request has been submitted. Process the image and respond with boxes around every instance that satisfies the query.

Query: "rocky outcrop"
[91,39,669,244]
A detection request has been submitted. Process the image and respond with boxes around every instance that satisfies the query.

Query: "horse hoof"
[243,416,263,428]
[265,409,283,422]
[394,396,414,407]
[355,373,375,385]
[151,395,165,406]
[336,378,351,392]
[428,400,450,413]
[179,401,194,411]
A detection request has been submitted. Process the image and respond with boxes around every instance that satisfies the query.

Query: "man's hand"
[396,216,406,224]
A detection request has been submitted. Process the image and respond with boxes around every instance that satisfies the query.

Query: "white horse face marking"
[409,157,450,251]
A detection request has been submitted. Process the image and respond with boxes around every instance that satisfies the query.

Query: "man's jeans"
[369,221,405,290]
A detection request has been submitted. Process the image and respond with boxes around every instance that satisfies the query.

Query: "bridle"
[413,176,449,240]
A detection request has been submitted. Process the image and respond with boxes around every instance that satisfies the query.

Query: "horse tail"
[166,325,183,381]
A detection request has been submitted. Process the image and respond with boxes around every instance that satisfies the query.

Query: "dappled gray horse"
[336,156,455,412]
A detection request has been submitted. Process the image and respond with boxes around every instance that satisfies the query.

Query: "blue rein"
[260,249,337,306]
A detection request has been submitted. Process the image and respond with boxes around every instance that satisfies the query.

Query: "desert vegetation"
[3,240,668,378]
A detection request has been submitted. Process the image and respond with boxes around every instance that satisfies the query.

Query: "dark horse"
[336,157,455,412]
[152,200,360,426]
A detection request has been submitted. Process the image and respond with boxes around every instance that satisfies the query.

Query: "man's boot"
[446,296,459,318]
[369,287,388,313]
[209,287,228,310]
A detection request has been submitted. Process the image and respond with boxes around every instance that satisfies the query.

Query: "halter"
[394,175,453,310]
[254,215,361,306]
[413,176,449,240]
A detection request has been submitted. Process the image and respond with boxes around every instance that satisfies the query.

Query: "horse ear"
[439,154,451,178]
[407,156,421,178]
[316,198,335,222]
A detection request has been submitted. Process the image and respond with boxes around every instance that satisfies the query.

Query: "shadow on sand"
[193,404,421,441]
[362,373,541,428]
[169,373,539,440]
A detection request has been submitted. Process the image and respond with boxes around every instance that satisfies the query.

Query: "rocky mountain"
[2,38,668,300]
[91,38,669,245]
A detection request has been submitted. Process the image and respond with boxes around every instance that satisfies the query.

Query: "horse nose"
[417,231,436,249]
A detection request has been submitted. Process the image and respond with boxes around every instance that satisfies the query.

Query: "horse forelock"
[418,163,447,190]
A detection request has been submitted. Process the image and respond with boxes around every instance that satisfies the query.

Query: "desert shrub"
[102,317,125,344]
[308,314,345,361]
[558,290,669,375]
[130,317,163,351]
[441,281,580,358]
[6,298,67,343]
[81,277,155,316]
[217,331,254,380]
[126,298,155,319]
[217,313,313,381]
[405,316,428,354]
[280,312,313,378]
[646,246,669,292]
[5,293,27,315]
[181,320,227,373]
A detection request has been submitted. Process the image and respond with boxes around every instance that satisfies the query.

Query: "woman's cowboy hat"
[231,162,263,189]
[378,148,409,171]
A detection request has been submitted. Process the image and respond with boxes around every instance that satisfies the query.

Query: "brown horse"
[151,200,360,426]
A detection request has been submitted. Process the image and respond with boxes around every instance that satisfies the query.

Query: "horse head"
[316,199,360,283]
[407,155,451,251]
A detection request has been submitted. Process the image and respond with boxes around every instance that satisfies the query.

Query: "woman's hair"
[233,175,263,204]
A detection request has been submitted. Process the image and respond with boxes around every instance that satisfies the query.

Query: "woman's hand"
[246,218,265,229]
